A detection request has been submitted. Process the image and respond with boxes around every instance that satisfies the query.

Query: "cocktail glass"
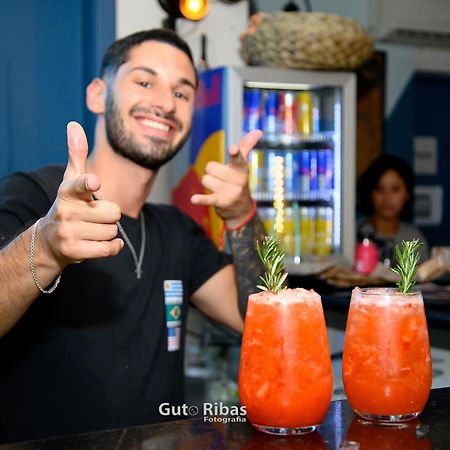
[342,287,432,422]
[238,288,333,435]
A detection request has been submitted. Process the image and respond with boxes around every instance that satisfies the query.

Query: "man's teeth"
[141,119,170,132]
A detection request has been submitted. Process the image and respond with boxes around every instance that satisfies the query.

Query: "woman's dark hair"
[357,154,415,220]
[100,28,197,83]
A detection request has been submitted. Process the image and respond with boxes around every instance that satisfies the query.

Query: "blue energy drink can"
[318,149,334,192]
[300,151,310,196]
[285,151,301,200]
[243,89,261,133]
[262,90,278,141]
[310,150,318,196]
[248,150,266,199]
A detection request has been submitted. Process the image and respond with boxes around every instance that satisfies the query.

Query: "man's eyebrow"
[179,77,197,91]
[129,66,196,90]
[130,66,158,76]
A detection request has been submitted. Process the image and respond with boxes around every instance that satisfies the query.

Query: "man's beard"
[104,93,190,170]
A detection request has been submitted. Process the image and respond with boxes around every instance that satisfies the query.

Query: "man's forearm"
[227,213,266,319]
[0,225,60,337]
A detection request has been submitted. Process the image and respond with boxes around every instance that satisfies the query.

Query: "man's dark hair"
[100,28,196,81]
[357,154,416,220]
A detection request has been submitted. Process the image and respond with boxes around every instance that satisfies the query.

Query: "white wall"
[116,0,166,36]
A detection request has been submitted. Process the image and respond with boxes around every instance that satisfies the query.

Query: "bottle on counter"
[354,226,379,274]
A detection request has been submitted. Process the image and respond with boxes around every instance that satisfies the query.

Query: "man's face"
[104,41,196,170]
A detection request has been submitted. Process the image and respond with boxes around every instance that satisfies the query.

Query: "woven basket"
[240,12,374,70]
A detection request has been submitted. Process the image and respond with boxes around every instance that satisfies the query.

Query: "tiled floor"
[328,327,450,400]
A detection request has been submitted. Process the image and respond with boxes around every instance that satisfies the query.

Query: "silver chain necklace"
[116,212,145,279]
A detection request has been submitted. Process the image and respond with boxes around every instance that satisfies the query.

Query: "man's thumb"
[65,121,88,180]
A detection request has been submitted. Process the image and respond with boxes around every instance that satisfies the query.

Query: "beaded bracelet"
[29,218,62,294]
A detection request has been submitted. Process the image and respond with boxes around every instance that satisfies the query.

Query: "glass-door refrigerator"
[172,66,356,274]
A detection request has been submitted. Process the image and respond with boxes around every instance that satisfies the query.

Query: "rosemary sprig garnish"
[391,239,422,293]
[257,236,288,294]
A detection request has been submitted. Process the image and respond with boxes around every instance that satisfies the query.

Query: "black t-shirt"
[0,165,232,443]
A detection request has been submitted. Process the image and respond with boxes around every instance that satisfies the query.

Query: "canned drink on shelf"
[312,92,321,134]
[299,151,310,196]
[292,202,301,261]
[318,149,334,193]
[278,91,298,145]
[310,150,318,196]
[317,150,326,192]
[299,207,315,258]
[284,151,301,201]
[242,89,261,133]
[315,207,333,255]
[325,149,334,190]
[248,150,266,198]
[261,90,279,144]
[282,207,295,256]
[259,207,276,235]
[297,91,313,136]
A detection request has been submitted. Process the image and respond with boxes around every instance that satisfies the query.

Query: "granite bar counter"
[1,387,449,449]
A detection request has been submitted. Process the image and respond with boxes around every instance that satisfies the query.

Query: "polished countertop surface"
[1,387,449,449]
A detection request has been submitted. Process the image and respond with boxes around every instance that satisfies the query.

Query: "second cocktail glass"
[239,288,333,435]
[342,287,432,422]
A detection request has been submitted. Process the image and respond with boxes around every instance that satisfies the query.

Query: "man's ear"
[86,78,107,114]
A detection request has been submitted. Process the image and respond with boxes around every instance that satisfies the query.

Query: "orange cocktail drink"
[239,288,333,435]
[342,287,432,422]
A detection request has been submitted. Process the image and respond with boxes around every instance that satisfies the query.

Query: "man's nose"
[151,84,176,113]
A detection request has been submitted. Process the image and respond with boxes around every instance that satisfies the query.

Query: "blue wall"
[384,76,415,166]
[414,73,450,248]
[384,71,450,247]
[0,0,115,176]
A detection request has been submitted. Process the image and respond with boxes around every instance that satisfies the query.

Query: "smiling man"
[0,29,265,444]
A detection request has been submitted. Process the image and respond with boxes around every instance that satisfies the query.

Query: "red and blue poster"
[172,68,226,246]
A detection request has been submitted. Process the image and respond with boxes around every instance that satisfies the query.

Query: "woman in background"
[357,154,429,265]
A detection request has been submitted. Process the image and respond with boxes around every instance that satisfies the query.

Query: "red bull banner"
[172,68,226,247]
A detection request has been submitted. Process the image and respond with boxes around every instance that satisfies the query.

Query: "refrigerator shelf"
[253,194,334,204]
[257,131,336,149]
[256,141,334,151]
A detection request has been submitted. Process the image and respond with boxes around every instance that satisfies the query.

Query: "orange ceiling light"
[179,0,209,21]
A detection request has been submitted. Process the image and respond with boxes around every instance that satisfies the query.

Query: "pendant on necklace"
[116,211,146,280]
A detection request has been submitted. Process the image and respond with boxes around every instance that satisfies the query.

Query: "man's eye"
[174,91,189,101]
[139,81,151,88]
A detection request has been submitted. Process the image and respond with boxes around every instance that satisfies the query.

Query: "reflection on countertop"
[0,388,449,449]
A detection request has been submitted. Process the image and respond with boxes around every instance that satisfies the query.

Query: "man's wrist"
[34,219,67,273]
[30,218,62,294]
[224,199,257,231]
